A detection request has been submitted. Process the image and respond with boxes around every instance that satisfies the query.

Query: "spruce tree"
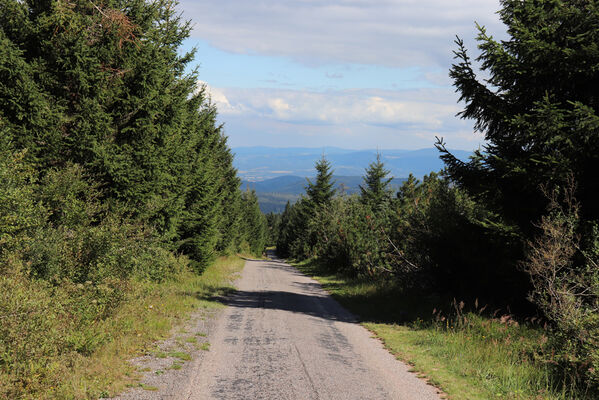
[241,188,267,256]
[178,101,236,267]
[0,0,250,268]
[0,0,200,239]
[276,201,293,256]
[215,138,244,253]
[306,155,336,207]
[360,152,393,209]
[438,0,599,234]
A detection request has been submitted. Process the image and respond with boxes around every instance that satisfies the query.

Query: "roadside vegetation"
[0,255,244,399]
[0,0,266,398]
[295,258,579,400]
[276,0,599,397]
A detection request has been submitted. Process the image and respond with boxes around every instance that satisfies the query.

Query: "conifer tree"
[215,140,244,253]
[0,0,201,239]
[241,188,267,256]
[306,155,336,207]
[276,201,293,256]
[360,152,393,209]
[437,0,599,234]
[0,0,252,268]
[278,198,311,258]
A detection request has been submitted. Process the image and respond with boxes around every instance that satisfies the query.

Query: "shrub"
[523,181,599,391]
[390,172,529,306]
[0,147,46,265]
[0,273,68,397]
[310,196,396,278]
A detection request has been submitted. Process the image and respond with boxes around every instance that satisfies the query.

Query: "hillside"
[233,147,471,182]
[242,175,407,213]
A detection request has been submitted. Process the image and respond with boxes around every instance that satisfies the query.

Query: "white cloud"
[179,0,504,68]
[183,2,500,151]
[198,81,248,116]
[201,84,482,149]
[205,86,460,128]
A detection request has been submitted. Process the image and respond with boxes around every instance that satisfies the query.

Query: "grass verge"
[0,255,245,399]
[293,257,582,400]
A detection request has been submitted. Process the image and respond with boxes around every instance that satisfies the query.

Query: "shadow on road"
[190,255,358,323]
[221,288,358,324]
[190,251,426,325]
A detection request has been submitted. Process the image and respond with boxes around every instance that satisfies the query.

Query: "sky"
[177,0,506,151]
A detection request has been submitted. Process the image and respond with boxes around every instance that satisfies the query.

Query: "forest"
[0,0,266,396]
[274,0,599,395]
[2,0,599,398]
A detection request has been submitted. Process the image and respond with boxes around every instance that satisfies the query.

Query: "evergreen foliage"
[4,0,599,395]
[265,212,282,247]
[241,189,268,256]
[437,0,599,387]
[0,0,267,269]
[0,1,266,394]
[437,0,599,234]
[277,198,311,258]
[359,152,393,209]
[278,147,599,391]
[279,166,522,301]
[305,155,336,207]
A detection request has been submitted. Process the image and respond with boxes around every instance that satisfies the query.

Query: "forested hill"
[242,175,407,213]
[233,147,471,182]
[234,147,462,213]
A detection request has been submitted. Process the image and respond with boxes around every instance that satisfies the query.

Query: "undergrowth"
[0,255,245,399]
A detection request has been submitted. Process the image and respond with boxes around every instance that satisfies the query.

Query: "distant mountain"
[242,175,407,213]
[242,175,306,195]
[233,147,471,181]
[249,192,300,214]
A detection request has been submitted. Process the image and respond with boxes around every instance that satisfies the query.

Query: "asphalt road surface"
[181,254,441,400]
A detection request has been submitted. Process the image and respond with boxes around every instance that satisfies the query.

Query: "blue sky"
[180,40,440,92]
[177,0,505,150]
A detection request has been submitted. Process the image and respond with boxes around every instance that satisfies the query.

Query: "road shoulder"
[110,259,246,400]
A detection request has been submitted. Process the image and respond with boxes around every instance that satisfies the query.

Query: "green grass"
[168,361,183,370]
[0,255,244,399]
[293,258,582,400]
[199,342,211,351]
[168,351,192,361]
[139,383,159,391]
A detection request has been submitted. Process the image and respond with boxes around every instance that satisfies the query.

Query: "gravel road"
[182,254,441,400]
[115,254,441,399]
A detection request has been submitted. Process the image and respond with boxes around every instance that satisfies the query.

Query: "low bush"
[0,145,204,397]
[523,182,599,390]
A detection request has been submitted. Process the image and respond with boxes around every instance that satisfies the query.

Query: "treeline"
[0,0,265,395]
[276,0,599,392]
